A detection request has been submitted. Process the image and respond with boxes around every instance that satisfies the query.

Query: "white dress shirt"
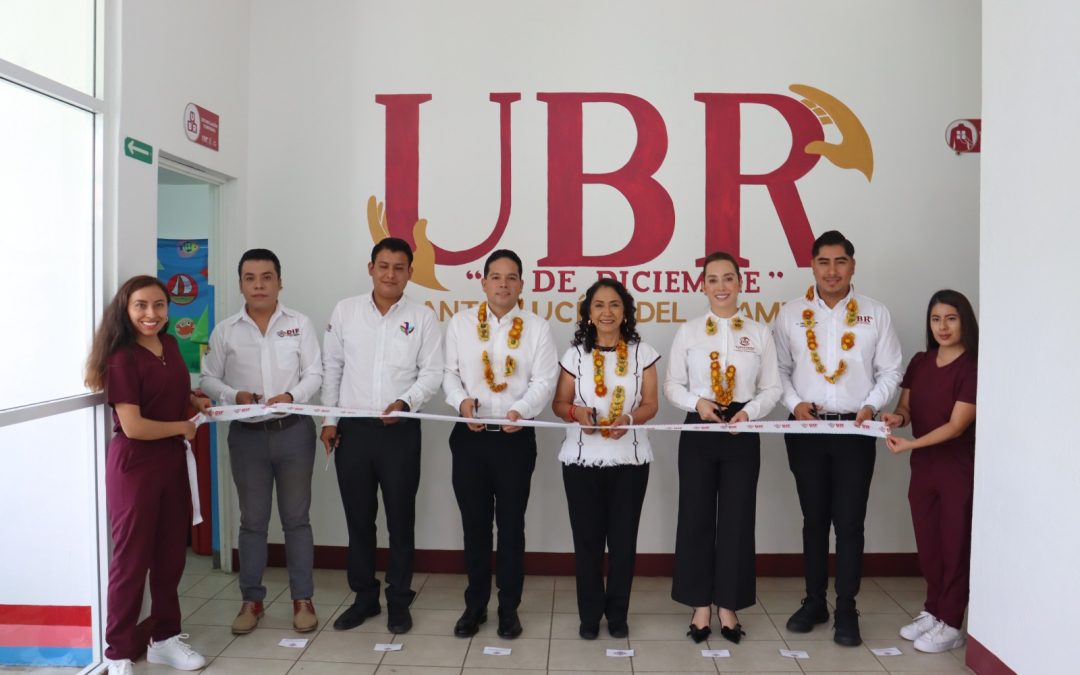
[664,312,782,421]
[773,286,903,415]
[558,341,660,466]
[321,293,444,426]
[443,305,558,419]
[200,303,323,423]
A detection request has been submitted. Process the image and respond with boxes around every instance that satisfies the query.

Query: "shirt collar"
[238,302,288,328]
[368,292,406,315]
[809,284,856,310]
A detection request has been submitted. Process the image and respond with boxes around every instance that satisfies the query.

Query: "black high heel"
[687,611,711,643]
[719,622,745,644]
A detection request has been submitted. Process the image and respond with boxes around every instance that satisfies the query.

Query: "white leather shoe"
[899,610,937,640]
[914,620,966,653]
[147,633,207,670]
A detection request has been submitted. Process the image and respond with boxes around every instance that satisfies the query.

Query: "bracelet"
[567,404,577,423]
[622,413,633,426]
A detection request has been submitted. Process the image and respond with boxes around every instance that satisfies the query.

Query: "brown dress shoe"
[293,599,319,633]
[232,601,265,635]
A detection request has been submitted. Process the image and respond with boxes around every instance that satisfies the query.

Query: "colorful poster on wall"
[157,238,213,373]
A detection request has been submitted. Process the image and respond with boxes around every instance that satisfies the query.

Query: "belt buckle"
[484,423,502,432]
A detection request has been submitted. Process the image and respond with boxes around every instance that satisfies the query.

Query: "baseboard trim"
[966,636,1018,675]
[231,546,921,576]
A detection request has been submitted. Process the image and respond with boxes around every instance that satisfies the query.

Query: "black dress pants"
[671,413,761,611]
[449,422,537,611]
[335,417,421,609]
[785,428,876,608]
[562,462,650,625]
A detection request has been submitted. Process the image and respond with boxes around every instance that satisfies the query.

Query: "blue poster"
[157,238,214,373]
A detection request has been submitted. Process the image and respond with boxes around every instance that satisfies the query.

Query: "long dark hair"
[85,275,171,391]
[925,289,978,358]
[571,278,640,351]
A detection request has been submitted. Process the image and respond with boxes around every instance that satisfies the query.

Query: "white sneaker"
[106,658,133,675]
[914,620,966,653]
[147,633,207,670]
[899,610,938,640]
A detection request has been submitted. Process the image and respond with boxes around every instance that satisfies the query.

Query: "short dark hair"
[925,289,979,358]
[571,278,641,351]
[701,251,741,279]
[811,230,855,258]
[484,249,523,277]
[238,248,281,279]
[371,237,414,265]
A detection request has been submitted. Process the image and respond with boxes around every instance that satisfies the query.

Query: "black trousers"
[562,462,650,625]
[785,427,876,608]
[449,423,537,611]
[335,417,421,609]
[671,413,761,611]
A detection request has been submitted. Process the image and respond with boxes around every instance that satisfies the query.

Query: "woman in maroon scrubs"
[85,276,210,674]
[881,289,978,655]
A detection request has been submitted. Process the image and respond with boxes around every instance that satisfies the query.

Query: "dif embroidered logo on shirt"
[400,321,416,336]
[277,328,301,337]
[735,336,755,352]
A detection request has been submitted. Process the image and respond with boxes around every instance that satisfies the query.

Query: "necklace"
[803,286,857,383]
[592,340,628,438]
[478,302,523,392]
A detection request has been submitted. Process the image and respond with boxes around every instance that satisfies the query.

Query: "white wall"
[244,0,981,554]
[970,1,1080,671]
[112,0,250,315]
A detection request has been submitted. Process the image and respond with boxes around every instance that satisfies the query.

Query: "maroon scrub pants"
[104,438,191,660]
[908,448,974,629]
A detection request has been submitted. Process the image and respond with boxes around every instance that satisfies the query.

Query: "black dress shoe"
[833,607,862,646]
[387,605,413,634]
[497,608,523,639]
[333,603,380,631]
[785,597,829,633]
[719,623,746,644]
[579,622,600,640]
[454,607,487,637]
[607,620,629,638]
[686,623,711,643]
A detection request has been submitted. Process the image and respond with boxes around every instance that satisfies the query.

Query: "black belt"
[816,412,858,421]
[238,414,303,432]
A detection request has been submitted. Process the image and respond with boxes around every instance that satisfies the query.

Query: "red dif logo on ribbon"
[366,85,875,290]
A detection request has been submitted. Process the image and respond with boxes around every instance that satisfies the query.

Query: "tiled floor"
[18,554,973,674]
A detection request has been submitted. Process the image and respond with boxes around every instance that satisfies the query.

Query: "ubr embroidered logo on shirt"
[735,336,755,352]
[400,322,415,336]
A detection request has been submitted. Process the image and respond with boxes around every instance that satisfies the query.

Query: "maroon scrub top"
[106,334,190,457]
[900,349,977,460]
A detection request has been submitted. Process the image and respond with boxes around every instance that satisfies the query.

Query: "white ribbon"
[183,440,203,526]
[190,402,888,439]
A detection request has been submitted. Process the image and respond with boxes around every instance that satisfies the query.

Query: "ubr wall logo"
[366,85,873,291]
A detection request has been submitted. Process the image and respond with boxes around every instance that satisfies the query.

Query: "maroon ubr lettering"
[694,94,824,267]
[536,93,675,267]
[377,93,520,264]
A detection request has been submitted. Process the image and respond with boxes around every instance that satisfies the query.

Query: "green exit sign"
[124,137,152,164]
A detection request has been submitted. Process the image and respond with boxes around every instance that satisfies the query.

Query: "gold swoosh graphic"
[366,195,447,291]
[790,84,874,181]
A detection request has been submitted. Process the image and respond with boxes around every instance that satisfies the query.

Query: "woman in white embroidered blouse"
[551,279,659,641]
[663,252,782,644]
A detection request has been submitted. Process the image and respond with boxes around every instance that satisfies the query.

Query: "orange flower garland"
[709,351,736,405]
[592,341,629,438]
[478,302,523,392]
[803,286,858,384]
[707,315,743,335]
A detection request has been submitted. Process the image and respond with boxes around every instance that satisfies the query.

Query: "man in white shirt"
[773,230,902,647]
[321,237,443,635]
[201,249,324,635]
[443,250,558,639]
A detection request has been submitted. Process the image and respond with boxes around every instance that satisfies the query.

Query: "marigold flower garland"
[803,286,858,384]
[592,340,628,438]
[477,302,523,393]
